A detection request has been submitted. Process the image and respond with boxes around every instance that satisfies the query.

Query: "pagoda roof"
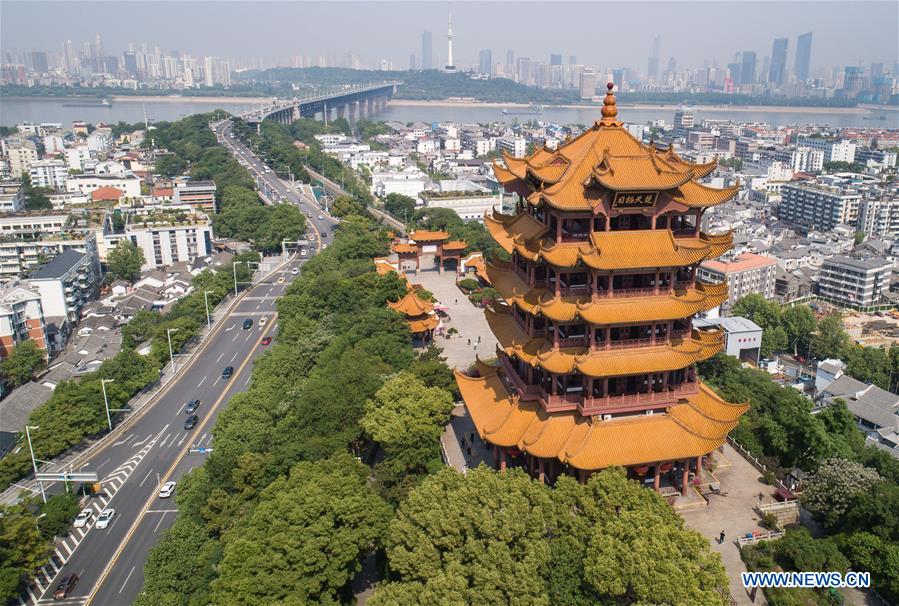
[486,211,731,270]
[407,315,440,334]
[387,291,434,317]
[410,230,450,242]
[455,366,748,470]
[442,240,468,251]
[492,86,735,211]
[486,306,723,377]
[487,259,728,324]
[392,242,418,254]
[373,257,402,276]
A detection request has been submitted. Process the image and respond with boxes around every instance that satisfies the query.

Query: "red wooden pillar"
[538,458,545,483]
[500,448,507,472]
[493,444,499,468]
[696,455,703,479]
[578,469,587,484]
[681,460,689,495]
[605,326,611,350]
[654,463,661,491]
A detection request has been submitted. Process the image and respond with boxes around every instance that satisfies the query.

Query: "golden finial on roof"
[597,82,621,127]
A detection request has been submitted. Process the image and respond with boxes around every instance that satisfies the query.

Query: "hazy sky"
[2,1,897,72]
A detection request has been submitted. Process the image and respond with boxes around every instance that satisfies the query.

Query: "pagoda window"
[559,271,589,294]
[561,218,590,241]
[562,374,583,394]
[548,214,560,242]
[610,214,652,231]
[670,213,697,237]
[612,272,656,295]
[556,322,586,345]
[533,206,546,223]
[592,216,608,232]
[533,265,548,288]
[513,252,529,276]
[594,273,610,295]
[672,319,691,339]
[609,324,653,348]
[532,315,546,338]
[673,267,693,289]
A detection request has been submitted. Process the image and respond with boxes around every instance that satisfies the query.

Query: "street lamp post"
[166,328,179,373]
[25,425,46,503]
[101,378,114,431]
[204,290,214,330]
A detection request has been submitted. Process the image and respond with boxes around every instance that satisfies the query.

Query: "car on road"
[277,276,285,284]
[323,244,328,249]
[259,317,268,326]
[300,249,307,256]
[95,509,115,529]
[184,399,200,414]
[53,574,79,599]
[318,214,324,220]
[242,319,253,329]
[222,366,234,380]
[73,508,93,528]
[265,167,271,173]
[291,267,299,275]
[261,336,272,346]
[184,414,199,430]
[159,481,176,499]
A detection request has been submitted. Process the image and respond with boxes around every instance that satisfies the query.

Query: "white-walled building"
[774,147,824,173]
[371,166,429,198]
[0,181,25,213]
[4,141,38,177]
[497,136,527,157]
[796,137,856,163]
[29,159,69,190]
[123,211,214,270]
[65,146,92,171]
[66,173,141,198]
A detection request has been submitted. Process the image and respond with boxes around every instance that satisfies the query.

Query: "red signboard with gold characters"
[612,191,658,210]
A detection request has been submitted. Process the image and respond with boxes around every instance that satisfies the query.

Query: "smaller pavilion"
[387,290,439,344]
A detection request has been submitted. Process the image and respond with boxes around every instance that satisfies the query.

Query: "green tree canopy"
[812,314,850,360]
[1,340,46,387]
[209,454,391,605]
[106,239,145,283]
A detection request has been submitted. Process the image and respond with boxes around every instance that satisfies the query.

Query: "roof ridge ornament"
[597,83,622,127]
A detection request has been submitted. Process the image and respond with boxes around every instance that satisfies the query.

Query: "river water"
[2,96,897,129]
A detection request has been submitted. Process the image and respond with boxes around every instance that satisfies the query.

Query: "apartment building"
[773,147,824,173]
[817,256,892,308]
[172,180,217,213]
[698,252,778,313]
[796,137,856,163]
[0,283,47,359]
[0,231,99,280]
[26,248,102,347]
[123,211,214,270]
[858,197,899,238]
[497,137,527,157]
[779,182,861,231]
[3,140,38,177]
[0,181,25,213]
[65,173,141,198]
[29,159,68,190]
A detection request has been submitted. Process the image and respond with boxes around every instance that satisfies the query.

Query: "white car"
[158,481,176,499]
[95,509,115,529]
[291,267,299,275]
[259,317,269,326]
[73,508,93,528]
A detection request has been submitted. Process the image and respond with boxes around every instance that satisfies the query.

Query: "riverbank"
[390,98,870,114]
[109,95,274,104]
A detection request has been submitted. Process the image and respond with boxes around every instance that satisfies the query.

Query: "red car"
[261,336,272,346]
[53,574,78,599]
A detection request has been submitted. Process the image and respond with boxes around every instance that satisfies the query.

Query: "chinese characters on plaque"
[611,191,658,209]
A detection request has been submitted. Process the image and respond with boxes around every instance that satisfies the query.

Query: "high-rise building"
[30,51,49,73]
[673,108,694,137]
[768,38,788,86]
[740,51,757,85]
[516,57,532,85]
[445,8,456,72]
[842,66,865,96]
[870,62,883,81]
[506,50,514,68]
[795,32,813,82]
[578,68,596,99]
[479,49,492,75]
[550,53,562,66]
[421,30,433,70]
[568,55,576,65]
[461,86,745,490]
[648,34,660,80]
[409,53,416,70]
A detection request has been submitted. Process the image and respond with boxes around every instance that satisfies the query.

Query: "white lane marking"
[213,377,221,388]
[198,432,207,446]
[197,375,207,387]
[159,432,171,448]
[118,566,136,594]
[153,511,168,533]
[244,374,252,386]
[232,333,239,342]
[146,509,178,513]
[133,434,152,448]
[59,541,72,557]
[138,468,153,487]
[177,433,187,447]
[230,351,238,362]
[111,433,134,447]
[216,352,225,363]
[95,457,111,470]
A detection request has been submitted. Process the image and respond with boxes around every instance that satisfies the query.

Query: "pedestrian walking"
[467,338,471,345]
[474,343,478,351]
[757,491,764,504]
[477,336,481,343]
[718,530,726,544]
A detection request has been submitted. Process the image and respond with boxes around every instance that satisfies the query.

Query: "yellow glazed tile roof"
[486,306,724,377]
[442,240,468,251]
[455,369,748,470]
[410,230,450,242]
[490,91,735,212]
[407,315,440,334]
[387,291,434,317]
[392,242,418,254]
[486,261,729,324]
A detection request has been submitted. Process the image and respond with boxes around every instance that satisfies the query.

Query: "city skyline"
[2,1,896,74]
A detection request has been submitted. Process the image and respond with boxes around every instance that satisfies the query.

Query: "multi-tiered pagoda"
[455,84,748,495]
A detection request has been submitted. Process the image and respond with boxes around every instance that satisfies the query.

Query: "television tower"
[445,4,456,72]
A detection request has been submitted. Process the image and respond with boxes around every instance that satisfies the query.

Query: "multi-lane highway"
[22,118,339,605]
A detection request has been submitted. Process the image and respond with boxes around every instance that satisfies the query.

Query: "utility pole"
[25,425,46,503]
[166,328,179,373]
[204,290,213,330]
[101,378,114,431]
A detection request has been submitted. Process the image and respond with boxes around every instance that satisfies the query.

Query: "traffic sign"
[35,471,98,482]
